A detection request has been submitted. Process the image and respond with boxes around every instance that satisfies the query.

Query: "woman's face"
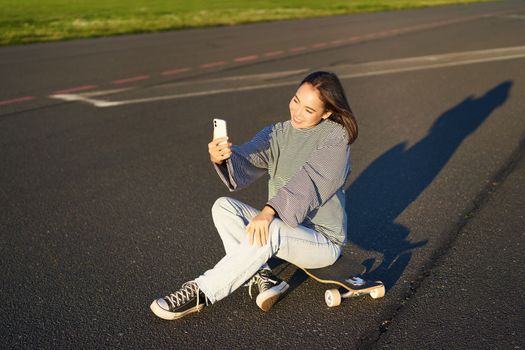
[289,83,332,129]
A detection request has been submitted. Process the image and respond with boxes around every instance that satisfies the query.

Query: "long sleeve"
[267,130,350,227]
[213,125,272,191]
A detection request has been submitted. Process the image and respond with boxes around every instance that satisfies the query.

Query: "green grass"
[0,0,494,46]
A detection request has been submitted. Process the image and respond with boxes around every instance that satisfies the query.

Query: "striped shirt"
[214,118,351,246]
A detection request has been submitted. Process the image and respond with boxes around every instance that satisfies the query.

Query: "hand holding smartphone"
[209,118,232,164]
[213,118,228,144]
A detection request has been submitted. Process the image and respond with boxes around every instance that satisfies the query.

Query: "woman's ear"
[321,110,332,119]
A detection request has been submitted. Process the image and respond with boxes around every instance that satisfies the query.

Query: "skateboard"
[297,255,385,307]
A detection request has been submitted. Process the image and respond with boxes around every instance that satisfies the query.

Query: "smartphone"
[213,118,228,145]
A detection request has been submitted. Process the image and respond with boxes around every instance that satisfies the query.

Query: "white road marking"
[49,45,525,108]
[51,87,133,107]
[78,88,132,97]
[52,83,297,107]
[337,55,525,80]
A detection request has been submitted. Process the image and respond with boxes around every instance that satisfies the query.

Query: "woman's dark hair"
[300,71,358,144]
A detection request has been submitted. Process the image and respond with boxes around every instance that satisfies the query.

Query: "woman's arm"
[211,125,273,191]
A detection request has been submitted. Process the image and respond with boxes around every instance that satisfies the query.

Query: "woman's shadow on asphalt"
[280,81,512,293]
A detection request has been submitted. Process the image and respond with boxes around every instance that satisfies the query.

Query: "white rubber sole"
[256,282,290,312]
[150,299,204,320]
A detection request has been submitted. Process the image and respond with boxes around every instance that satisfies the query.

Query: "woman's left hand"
[246,206,276,246]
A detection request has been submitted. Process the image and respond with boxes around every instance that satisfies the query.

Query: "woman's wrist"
[262,205,276,217]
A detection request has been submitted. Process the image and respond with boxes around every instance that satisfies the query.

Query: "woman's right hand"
[208,137,232,165]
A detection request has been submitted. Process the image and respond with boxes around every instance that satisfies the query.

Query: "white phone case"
[213,118,228,145]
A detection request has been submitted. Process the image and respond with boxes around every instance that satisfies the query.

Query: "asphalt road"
[1,1,525,349]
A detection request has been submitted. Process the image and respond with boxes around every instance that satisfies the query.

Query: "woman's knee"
[212,196,241,222]
[212,196,231,217]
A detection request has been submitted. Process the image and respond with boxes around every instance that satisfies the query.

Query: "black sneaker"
[246,269,289,311]
[150,281,209,320]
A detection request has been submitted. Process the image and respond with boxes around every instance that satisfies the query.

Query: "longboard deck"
[298,254,383,293]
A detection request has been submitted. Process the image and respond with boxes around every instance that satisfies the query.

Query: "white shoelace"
[246,273,277,299]
[166,282,209,309]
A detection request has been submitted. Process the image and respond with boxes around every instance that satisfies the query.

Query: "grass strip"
[0,0,494,46]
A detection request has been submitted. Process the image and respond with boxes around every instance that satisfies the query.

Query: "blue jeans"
[195,197,342,303]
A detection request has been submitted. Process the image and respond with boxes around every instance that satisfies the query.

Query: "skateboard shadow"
[342,81,513,290]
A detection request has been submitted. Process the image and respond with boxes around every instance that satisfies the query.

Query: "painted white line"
[503,14,525,20]
[78,88,133,97]
[49,93,121,107]
[337,53,525,80]
[49,46,525,108]
[51,82,297,107]
[350,45,525,67]
[49,87,133,106]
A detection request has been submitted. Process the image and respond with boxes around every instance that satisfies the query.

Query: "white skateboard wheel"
[370,285,385,299]
[325,289,341,307]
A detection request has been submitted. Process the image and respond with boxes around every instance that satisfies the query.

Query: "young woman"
[151,71,358,320]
